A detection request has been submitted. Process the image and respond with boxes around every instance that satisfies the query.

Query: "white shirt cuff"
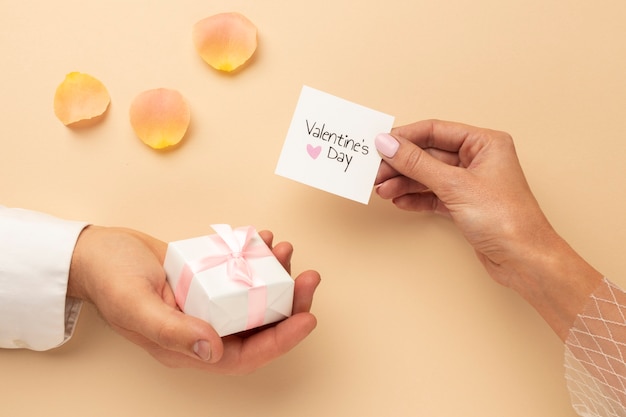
[0,206,87,350]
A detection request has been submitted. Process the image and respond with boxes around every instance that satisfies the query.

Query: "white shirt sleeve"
[0,206,88,351]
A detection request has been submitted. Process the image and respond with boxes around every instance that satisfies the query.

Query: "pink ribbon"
[174,224,273,331]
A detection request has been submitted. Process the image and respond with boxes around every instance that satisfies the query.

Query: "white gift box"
[163,224,294,336]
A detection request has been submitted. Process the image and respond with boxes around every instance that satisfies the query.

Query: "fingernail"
[375,133,399,158]
[193,340,211,361]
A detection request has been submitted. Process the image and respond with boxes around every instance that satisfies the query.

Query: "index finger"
[392,119,484,153]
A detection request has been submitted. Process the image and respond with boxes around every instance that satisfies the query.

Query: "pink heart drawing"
[306,144,322,159]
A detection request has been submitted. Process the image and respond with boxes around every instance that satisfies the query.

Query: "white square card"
[275,86,394,204]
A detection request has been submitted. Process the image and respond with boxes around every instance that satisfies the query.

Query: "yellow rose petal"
[53,72,110,126]
[192,12,258,72]
[129,88,190,150]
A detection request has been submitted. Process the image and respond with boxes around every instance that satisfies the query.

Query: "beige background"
[2,1,626,416]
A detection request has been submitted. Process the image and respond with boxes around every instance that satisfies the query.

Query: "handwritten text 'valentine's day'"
[306,119,369,172]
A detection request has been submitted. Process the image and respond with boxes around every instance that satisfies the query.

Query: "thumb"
[123,290,225,363]
[374,132,454,192]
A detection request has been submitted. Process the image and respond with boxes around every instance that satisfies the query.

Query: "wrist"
[67,225,97,302]
[505,230,603,340]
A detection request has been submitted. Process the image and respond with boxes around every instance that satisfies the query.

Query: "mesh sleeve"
[565,278,626,416]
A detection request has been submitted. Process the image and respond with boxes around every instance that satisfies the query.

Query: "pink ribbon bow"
[174,224,273,331]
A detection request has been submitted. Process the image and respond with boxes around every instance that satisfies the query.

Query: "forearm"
[490,229,626,414]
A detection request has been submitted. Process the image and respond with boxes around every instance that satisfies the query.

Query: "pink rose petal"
[129,88,190,150]
[193,12,258,72]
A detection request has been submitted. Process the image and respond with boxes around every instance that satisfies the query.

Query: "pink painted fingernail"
[375,133,399,158]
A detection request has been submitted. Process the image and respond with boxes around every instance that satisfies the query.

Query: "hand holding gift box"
[164,224,295,336]
[63,223,318,374]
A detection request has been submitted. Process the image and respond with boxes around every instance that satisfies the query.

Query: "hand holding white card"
[275,86,395,204]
